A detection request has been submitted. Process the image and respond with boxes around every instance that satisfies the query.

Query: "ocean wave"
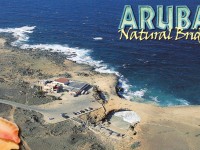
[150,96,160,103]
[175,98,190,106]
[21,43,118,74]
[93,37,103,41]
[133,89,147,98]
[0,26,36,46]
[123,88,147,100]
[163,98,190,106]
[118,76,133,99]
[0,26,134,100]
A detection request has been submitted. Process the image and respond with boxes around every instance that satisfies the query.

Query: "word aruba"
[119,5,200,30]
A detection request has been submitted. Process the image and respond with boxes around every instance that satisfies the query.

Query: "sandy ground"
[101,97,200,150]
[0,37,200,150]
[0,38,113,150]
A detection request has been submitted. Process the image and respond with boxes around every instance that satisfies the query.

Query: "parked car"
[60,113,69,119]
[89,107,93,110]
[80,110,85,113]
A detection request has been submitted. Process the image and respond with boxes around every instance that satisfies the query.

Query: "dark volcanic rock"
[0,103,12,114]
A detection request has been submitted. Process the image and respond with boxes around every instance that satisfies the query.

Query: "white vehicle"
[81,90,85,95]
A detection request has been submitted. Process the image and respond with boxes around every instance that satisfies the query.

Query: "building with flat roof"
[38,78,90,96]
[61,81,89,96]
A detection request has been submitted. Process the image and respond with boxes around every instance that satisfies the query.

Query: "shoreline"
[0,36,200,150]
[2,34,195,108]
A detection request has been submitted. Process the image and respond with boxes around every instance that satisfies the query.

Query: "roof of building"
[55,78,69,83]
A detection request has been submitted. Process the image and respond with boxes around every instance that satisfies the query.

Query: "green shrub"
[131,141,141,149]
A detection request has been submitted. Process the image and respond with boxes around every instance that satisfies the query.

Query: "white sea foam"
[150,96,160,103]
[121,88,147,100]
[93,37,103,41]
[21,43,118,73]
[175,98,190,106]
[114,111,141,124]
[118,76,134,100]
[0,26,36,46]
[133,89,147,98]
[165,98,190,106]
